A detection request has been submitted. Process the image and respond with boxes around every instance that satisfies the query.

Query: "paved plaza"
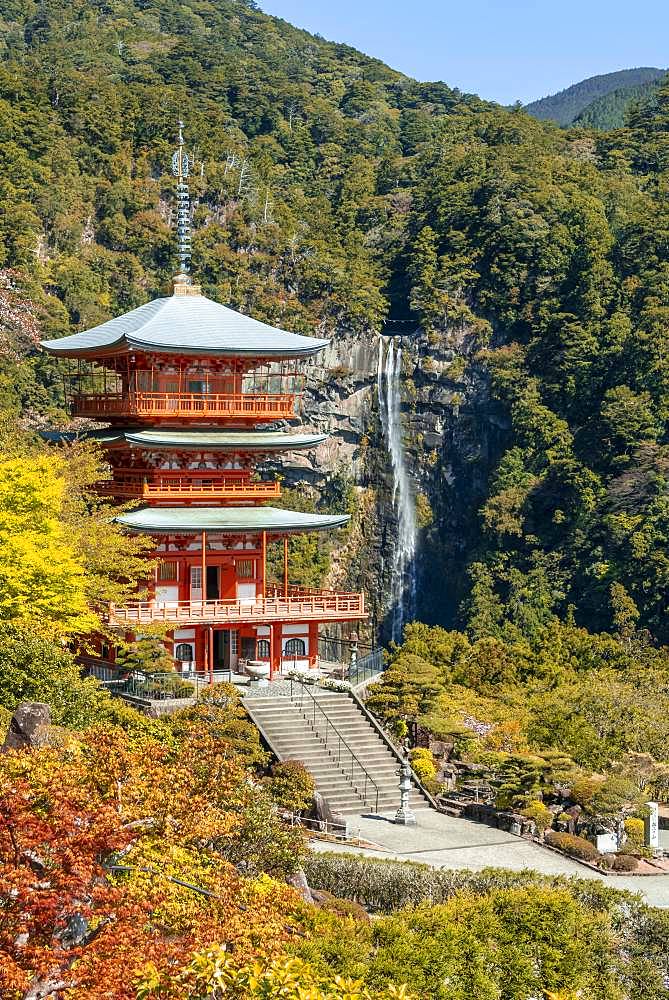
[310,808,669,908]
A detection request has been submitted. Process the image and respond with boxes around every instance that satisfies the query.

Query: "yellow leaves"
[0,453,99,636]
[150,953,418,1000]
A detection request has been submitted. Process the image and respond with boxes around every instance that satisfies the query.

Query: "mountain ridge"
[524,66,666,125]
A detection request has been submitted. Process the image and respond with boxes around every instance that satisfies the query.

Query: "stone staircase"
[243,688,431,816]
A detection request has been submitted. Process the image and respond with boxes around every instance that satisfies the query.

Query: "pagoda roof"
[41,429,327,452]
[41,292,329,359]
[115,505,349,535]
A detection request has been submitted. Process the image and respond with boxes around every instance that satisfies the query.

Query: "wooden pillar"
[199,627,206,676]
[283,536,289,598]
[208,626,214,686]
[261,530,267,598]
[201,529,207,604]
[269,623,274,681]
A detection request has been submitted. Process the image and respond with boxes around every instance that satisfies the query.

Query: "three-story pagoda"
[41,130,365,677]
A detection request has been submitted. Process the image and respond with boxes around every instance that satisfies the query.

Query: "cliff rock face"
[278,326,507,638]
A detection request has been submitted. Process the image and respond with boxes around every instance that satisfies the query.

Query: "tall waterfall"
[377,336,417,642]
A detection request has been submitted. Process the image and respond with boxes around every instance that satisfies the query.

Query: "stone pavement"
[310,808,669,908]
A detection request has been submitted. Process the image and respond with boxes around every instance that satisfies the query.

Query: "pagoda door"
[190,566,202,602]
[206,566,219,600]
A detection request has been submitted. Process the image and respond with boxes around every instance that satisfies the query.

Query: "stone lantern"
[395,750,417,826]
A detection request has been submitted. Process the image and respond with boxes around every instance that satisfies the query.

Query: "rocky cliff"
[273,325,508,641]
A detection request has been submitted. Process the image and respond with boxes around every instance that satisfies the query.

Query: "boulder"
[1,703,52,752]
[288,867,313,904]
[309,791,347,834]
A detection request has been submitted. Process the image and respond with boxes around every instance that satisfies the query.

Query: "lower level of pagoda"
[101,513,366,677]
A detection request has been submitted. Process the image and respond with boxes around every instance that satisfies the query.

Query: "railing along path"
[290,678,379,813]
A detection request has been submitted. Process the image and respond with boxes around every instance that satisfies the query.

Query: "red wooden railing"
[96,469,281,501]
[71,391,296,421]
[107,590,366,626]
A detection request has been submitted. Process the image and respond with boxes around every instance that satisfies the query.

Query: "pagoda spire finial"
[171,120,200,295]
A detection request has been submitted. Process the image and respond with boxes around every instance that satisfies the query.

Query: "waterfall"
[377,336,417,643]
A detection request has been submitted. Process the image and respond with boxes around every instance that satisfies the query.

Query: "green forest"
[1,0,669,648]
[524,66,666,125]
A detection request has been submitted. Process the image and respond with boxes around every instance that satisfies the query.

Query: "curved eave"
[40,337,329,360]
[41,429,328,452]
[39,294,329,360]
[114,506,349,535]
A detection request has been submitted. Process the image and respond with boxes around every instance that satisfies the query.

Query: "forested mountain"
[574,77,665,130]
[525,66,666,125]
[2,0,669,644]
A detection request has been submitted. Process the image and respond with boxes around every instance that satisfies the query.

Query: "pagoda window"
[257,639,270,658]
[158,561,178,582]
[174,642,194,663]
[285,638,306,656]
[236,559,254,579]
[190,566,203,600]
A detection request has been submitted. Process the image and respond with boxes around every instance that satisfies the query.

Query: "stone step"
[243,691,430,815]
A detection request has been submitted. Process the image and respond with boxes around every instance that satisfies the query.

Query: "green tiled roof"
[42,429,327,452]
[41,293,328,358]
[115,506,349,534]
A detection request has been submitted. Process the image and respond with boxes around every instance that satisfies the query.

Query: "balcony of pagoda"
[70,390,296,424]
[96,469,281,504]
[107,586,366,628]
[64,368,304,425]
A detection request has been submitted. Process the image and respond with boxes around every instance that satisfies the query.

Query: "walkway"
[310,808,669,908]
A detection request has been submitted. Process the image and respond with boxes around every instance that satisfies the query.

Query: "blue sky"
[259,0,669,105]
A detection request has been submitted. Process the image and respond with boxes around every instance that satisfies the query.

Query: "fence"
[347,648,384,687]
[83,659,235,703]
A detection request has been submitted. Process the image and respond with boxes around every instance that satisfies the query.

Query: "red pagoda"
[41,128,366,679]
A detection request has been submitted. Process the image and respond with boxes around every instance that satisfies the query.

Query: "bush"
[409,747,437,783]
[570,776,603,808]
[521,800,554,835]
[422,776,444,798]
[612,854,638,872]
[264,760,315,813]
[302,851,639,914]
[310,889,370,922]
[624,816,645,849]
[544,831,600,861]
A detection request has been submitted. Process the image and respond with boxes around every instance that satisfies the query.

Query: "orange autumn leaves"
[0,725,303,1000]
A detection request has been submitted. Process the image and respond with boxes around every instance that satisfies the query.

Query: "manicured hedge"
[545,831,600,861]
[302,852,625,913]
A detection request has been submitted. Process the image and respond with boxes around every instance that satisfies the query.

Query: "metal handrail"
[290,679,379,813]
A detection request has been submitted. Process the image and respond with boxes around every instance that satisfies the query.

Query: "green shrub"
[302,851,638,914]
[421,776,445,798]
[624,816,645,848]
[264,760,315,813]
[612,854,638,872]
[311,889,370,922]
[521,800,554,834]
[544,831,600,861]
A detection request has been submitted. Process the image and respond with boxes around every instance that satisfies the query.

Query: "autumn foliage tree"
[0,725,305,1000]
